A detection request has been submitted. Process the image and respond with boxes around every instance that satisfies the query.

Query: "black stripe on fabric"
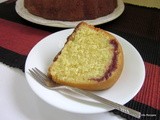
[0,2,20,23]
[110,100,160,120]
[0,47,26,71]
[99,4,160,42]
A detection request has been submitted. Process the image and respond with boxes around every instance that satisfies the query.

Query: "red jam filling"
[91,39,118,82]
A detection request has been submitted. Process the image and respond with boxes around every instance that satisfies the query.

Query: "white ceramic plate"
[15,0,124,28]
[25,29,145,114]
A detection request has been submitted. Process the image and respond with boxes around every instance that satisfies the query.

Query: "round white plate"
[25,29,145,114]
[16,0,124,28]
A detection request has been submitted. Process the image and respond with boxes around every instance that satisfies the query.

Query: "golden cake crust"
[48,22,123,90]
[24,0,117,21]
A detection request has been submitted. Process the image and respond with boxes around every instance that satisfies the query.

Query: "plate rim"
[15,0,125,28]
[25,29,145,114]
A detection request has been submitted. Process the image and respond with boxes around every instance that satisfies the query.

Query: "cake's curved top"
[24,0,117,21]
[48,22,123,91]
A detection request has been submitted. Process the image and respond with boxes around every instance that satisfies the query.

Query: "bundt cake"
[24,0,117,21]
[48,22,123,90]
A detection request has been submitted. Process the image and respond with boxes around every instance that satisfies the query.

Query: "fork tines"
[29,67,58,87]
[29,68,46,85]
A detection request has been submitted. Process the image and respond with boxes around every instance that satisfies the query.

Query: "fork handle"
[67,87,141,119]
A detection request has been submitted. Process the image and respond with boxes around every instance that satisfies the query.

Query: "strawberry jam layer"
[92,39,118,81]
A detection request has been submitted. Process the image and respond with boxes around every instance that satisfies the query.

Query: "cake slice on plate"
[48,22,123,90]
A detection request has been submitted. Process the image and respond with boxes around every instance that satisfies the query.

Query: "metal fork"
[29,67,141,119]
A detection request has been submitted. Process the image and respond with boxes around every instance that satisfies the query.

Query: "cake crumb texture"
[48,22,123,90]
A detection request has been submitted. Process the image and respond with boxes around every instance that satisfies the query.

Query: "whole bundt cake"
[24,0,117,21]
[48,22,124,90]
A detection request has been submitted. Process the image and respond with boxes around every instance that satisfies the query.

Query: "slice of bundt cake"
[48,22,123,90]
